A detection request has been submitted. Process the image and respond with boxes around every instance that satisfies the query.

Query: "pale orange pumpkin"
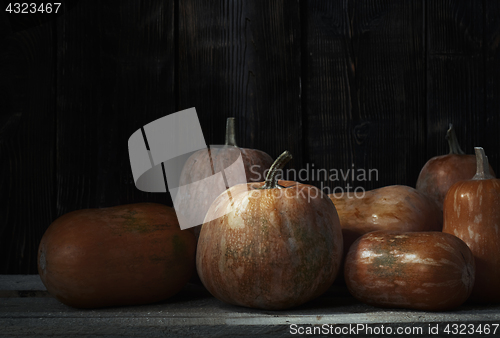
[196,151,343,310]
[329,185,442,260]
[345,231,475,311]
[443,147,500,303]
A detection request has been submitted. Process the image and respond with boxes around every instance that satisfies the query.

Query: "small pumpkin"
[196,151,343,310]
[38,203,196,308]
[416,124,495,210]
[345,231,475,311]
[176,117,273,239]
[443,147,500,303]
[329,185,442,260]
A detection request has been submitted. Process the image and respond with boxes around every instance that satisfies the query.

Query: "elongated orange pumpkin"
[443,147,500,303]
[38,203,196,308]
[196,151,343,310]
[329,185,442,259]
[345,231,475,311]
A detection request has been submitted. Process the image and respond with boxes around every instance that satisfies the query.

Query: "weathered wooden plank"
[56,0,176,217]
[306,0,425,193]
[178,0,302,172]
[303,0,353,194]
[0,20,55,273]
[426,0,484,160]
[426,56,484,154]
[484,0,500,173]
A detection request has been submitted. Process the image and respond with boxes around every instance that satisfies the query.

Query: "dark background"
[1,0,499,274]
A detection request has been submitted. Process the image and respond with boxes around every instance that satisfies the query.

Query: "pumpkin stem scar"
[446,124,465,155]
[260,151,292,190]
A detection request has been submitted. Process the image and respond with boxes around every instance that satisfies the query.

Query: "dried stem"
[473,147,494,180]
[260,151,292,189]
[446,124,465,155]
[225,117,237,147]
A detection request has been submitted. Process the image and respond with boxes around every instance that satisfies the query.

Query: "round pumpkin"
[196,151,343,310]
[443,147,500,303]
[416,124,495,210]
[38,203,196,308]
[345,231,475,311]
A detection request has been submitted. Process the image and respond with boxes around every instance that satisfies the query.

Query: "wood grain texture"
[3,1,500,274]
[0,18,55,273]
[56,0,175,217]
[178,0,302,172]
[304,0,354,193]
[426,0,485,161]
[306,0,425,192]
[484,0,500,173]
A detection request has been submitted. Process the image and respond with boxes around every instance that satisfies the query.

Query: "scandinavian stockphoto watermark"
[250,163,379,199]
[128,108,378,230]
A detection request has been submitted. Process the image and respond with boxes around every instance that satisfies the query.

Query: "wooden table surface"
[1,275,500,337]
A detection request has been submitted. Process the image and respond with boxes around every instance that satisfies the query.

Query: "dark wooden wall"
[1,0,500,274]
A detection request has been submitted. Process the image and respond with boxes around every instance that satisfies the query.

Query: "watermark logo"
[127,108,249,230]
[249,163,379,199]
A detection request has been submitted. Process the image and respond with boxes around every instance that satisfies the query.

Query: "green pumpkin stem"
[473,147,494,180]
[446,124,465,155]
[261,151,292,189]
[225,117,237,147]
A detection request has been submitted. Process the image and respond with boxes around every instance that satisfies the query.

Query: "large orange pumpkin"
[196,151,343,310]
[38,203,196,308]
[443,147,500,303]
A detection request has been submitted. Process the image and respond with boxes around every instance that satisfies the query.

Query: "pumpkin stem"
[225,117,237,147]
[446,124,465,155]
[473,147,495,180]
[260,151,292,189]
